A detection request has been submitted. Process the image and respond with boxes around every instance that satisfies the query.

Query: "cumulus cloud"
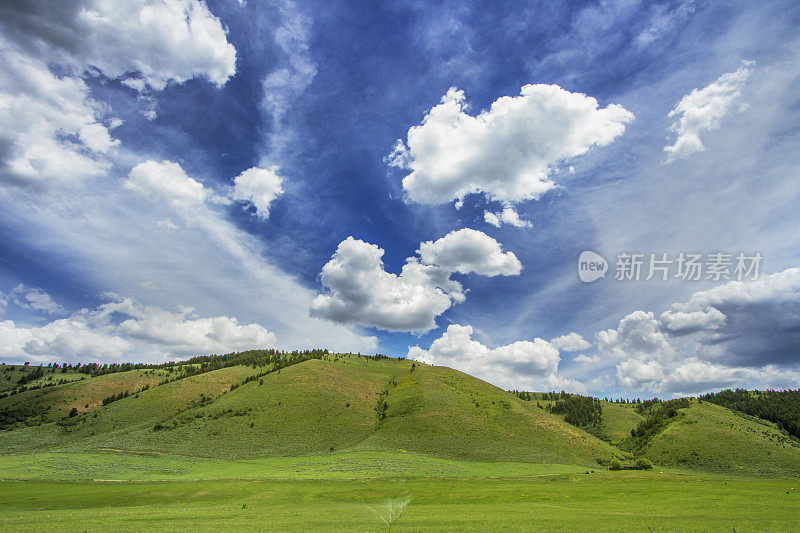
[597,269,800,393]
[417,228,522,276]
[0,317,132,363]
[0,0,236,190]
[0,47,115,187]
[310,237,462,333]
[125,160,206,211]
[551,332,591,352]
[0,294,277,364]
[99,296,277,356]
[78,123,120,153]
[408,324,584,392]
[662,267,800,366]
[128,161,285,223]
[231,167,284,219]
[597,310,742,392]
[664,60,754,161]
[11,285,65,315]
[598,311,677,363]
[574,354,601,365]
[389,84,633,205]
[660,306,726,335]
[483,206,531,228]
[311,230,523,332]
[0,0,236,90]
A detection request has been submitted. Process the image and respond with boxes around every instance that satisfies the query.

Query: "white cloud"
[125,160,206,212]
[662,267,800,366]
[660,306,726,334]
[0,0,237,90]
[79,123,120,153]
[597,269,800,392]
[597,312,745,392]
[483,211,501,227]
[636,1,695,48]
[664,60,754,161]
[0,316,132,363]
[11,285,65,315]
[551,332,591,352]
[0,294,278,364]
[120,77,148,92]
[574,354,601,365]
[390,84,633,205]
[310,237,462,333]
[0,46,113,187]
[260,0,317,156]
[598,310,677,363]
[311,230,523,332]
[614,355,799,396]
[0,151,378,355]
[100,296,277,357]
[0,0,237,190]
[409,324,584,392]
[417,228,522,276]
[483,206,531,228]
[231,167,284,219]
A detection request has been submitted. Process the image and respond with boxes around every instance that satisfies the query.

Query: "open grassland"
[0,368,171,426]
[596,401,645,444]
[0,450,588,481]
[1,354,799,530]
[0,365,88,393]
[526,394,644,446]
[0,468,797,532]
[354,364,623,465]
[643,400,800,477]
[0,365,263,455]
[0,356,623,465]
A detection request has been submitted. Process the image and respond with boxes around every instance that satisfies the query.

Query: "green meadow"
[1,353,798,530]
[1,465,798,532]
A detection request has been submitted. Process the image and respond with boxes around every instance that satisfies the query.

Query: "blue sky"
[0,0,798,397]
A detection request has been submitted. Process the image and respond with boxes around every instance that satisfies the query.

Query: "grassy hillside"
[0,355,621,466]
[354,363,622,465]
[642,400,800,476]
[596,401,644,445]
[102,356,409,458]
[521,393,643,446]
[0,365,261,454]
[0,364,88,394]
[0,368,170,428]
[1,353,798,476]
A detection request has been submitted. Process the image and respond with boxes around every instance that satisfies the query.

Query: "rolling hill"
[0,353,798,477]
[641,399,800,476]
[0,367,170,428]
[0,355,623,466]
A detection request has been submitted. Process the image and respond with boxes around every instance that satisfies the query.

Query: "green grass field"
[1,354,798,530]
[0,463,797,532]
[643,400,800,476]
